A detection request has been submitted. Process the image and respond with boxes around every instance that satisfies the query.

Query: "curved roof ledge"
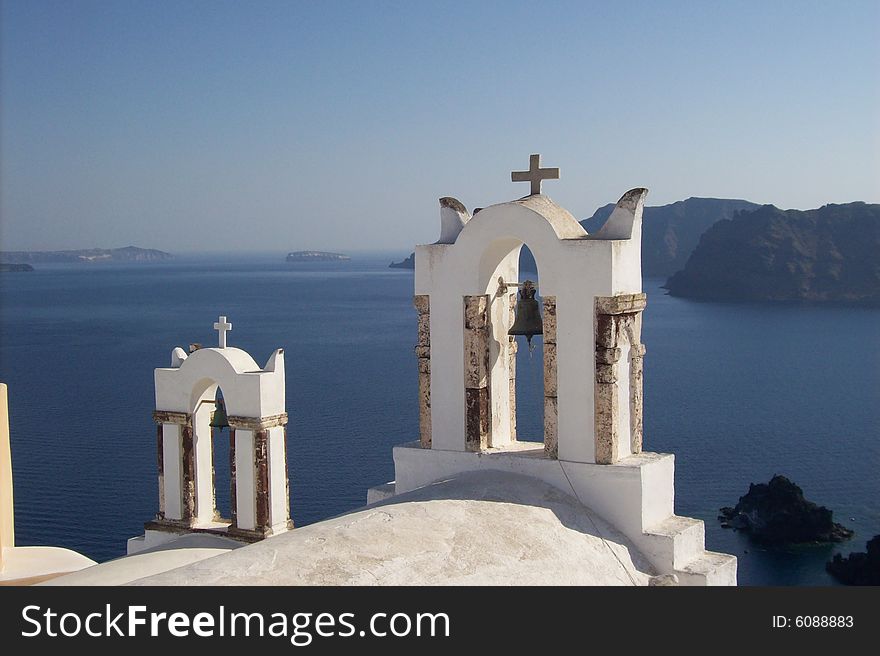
[176,347,261,375]
[465,194,588,241]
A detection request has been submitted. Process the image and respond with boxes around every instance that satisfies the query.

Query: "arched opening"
[475,236,556,455]
[513,254,544,445]
[190,379,232,526]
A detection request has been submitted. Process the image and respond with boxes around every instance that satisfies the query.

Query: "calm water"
[0,254,877,585]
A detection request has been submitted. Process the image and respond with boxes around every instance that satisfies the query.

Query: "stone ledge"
[152,410,191,426]
[596,293,647,315]
[226,413,288,430]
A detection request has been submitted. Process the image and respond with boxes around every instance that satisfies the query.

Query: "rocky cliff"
[665,202,880,304]
[522,197,757,276]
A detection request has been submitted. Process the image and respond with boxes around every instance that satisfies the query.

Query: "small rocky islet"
[718,474,853,546]
[826,535,880,585]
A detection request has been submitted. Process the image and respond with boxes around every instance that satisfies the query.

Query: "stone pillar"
[181,424,196,523]
[227,413,290,538]
[253,429,270,533]
[229,429,237,528]
[508,292,518,441]
[414,295,431,448]
[151,411,192,525]
[594,294,647,465]
[463,295,490,452]
[629,334,646,455]
[543,296,558,458]
[155,424,165,519]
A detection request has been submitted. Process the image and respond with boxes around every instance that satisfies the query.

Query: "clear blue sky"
[1,0,878,252]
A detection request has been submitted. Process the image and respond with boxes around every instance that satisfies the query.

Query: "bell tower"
[369,156,737,585]
[129,316,292,554]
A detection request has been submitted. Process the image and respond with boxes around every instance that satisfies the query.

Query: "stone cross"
[213,316,232,348]
[511,154,560,195]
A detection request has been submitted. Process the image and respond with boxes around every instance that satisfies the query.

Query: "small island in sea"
[286,251,350,262]
[827,535,880,585]
[719,475,853,545]
[389,252,415,269]
[0,263,34,272]
[0,246,172,264]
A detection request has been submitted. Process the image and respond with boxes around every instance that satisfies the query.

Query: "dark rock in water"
[827,535,880,585]
[718,475,854,545]
[389,252,415,269]
[0,263,34,272]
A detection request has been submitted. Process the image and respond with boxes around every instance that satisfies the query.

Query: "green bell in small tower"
[210,397,229,431]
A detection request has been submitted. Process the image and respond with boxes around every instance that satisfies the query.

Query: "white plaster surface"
[130,471,656,586]
[0,547,96,584]
[268,425,287,530]
[162,424,182,520]
[193,399,214,523]
[154,347,285,419]
[386,442,736,584]
[45,533,241,586]
[235,429,255,530]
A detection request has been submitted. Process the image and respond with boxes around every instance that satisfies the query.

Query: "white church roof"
[125,471,656,586]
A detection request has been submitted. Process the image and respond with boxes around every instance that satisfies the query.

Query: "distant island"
[666,202,880,304]
[0,263,34,272]
[286,251,350,262]
[389,253,415,269]
[0,246,172,264]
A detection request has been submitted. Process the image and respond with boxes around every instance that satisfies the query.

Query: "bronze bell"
[508,280,543,346]
[210,398,229,431]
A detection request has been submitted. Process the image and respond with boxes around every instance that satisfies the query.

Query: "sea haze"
[0,254,877,585]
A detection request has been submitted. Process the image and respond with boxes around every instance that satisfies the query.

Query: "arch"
[449,197,586,297]
[151,342,290,540]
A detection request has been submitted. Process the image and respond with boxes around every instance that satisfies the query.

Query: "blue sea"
[0,254,877,586]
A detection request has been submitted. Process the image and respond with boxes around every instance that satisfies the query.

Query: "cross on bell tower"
[214,316,232,348]
[511,154,560,195]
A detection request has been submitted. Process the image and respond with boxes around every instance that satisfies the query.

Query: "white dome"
[130,471,656,586]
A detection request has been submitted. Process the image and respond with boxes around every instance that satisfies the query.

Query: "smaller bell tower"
[129,317,292,554]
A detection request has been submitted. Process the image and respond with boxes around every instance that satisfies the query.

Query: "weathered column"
[156,424,165,519]
[508,292,518,441]
[229,429,237,527]
[253,428,270,533]
[227,413,290,539]
[594,294,647,464]
[414,295,431,448]
[629,319,646,455]
[464,295,490,452]
[543,296,558,458]
[181,424,195,523]
[151,411,192,525]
